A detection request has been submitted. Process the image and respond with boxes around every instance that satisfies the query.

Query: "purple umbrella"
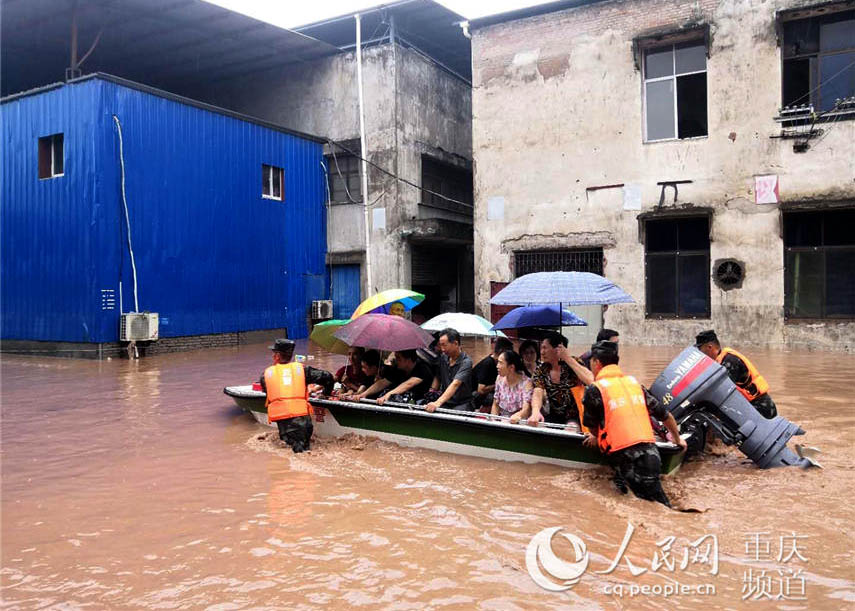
[333,314,435,351]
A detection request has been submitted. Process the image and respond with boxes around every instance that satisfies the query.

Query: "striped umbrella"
[489,272,635,306]
[351,289,425,319]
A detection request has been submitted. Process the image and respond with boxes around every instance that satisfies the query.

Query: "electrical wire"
[320,160,334,299]
[784,57,855,109]
[112,115,139,313]
[327,139,474,209]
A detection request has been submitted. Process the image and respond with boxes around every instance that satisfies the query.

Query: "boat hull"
[223,386,684,474]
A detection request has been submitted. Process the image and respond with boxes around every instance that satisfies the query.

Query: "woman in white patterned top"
[491,350,534,419]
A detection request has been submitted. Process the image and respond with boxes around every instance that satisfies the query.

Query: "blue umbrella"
[489,272,634,306]
[492,305,587,330]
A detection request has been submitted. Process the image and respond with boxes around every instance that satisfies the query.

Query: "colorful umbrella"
[350,289,425,319]
[421,313,507,337]
[491,305,587,330]
[489,272,634,306]
[309,319,351,355]
[334,314,434,351]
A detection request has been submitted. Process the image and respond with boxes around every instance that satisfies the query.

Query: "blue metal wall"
[331,264,362,319]
[1,77,327,342]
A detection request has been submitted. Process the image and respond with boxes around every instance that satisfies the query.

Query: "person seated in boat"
[334,347,365,393]
[426,328,475,412]
[492,350,534,419]
[388,301,406,317]
[579,328,619,369]
[581,340,685,506]
[260,339,334,453]
[376,349,435,405]
[511,332,592,426]
[694,330,777,419]
[472,337,514,411]
[347,350,383,399]
[518,339,540,377]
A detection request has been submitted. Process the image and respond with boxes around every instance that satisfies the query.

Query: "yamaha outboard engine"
[650,346,819,469]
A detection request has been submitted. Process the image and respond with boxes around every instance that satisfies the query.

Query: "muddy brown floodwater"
[2,340,854,610]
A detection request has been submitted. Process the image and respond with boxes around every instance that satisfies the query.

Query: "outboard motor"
[650,346,819,469]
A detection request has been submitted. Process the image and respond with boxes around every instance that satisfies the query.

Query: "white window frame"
[642,41,708,143]
[262,163,283,201]
[39,133,64,179]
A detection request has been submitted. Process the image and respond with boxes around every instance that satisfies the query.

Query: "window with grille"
[38,133,64,179]
[262,164,283,201]
[326,153,362,203]
[421,156,472,215]
[645,217,710,318]
[514,249,604,277]
[784,209,855,319]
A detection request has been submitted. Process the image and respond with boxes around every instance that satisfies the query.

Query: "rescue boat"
[222,385,686,474]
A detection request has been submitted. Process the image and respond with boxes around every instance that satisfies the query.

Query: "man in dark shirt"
[579,328,619,369]
[582,341,685,506]
[522,332,593,425]
[426,328,475,412]
[694,330,777,418]
[376,349,435,405]
[472,337,514,410]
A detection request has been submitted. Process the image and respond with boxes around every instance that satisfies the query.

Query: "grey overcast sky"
[202,1,546,29]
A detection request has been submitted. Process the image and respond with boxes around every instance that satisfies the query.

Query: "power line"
[327,140,474,209]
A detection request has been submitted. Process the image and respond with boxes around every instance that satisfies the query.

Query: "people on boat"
[472,337,514,411]
[261,339,334,453]
[579,328,619,369]
[343,349,381,398]
[334,346,365,393]
[375,349,435,405]
[518,339,540,377]
[492,350,534,418]
[425,328,475,412]
[511,332,592,426]
[694,330,777,419]
[581,340,686,506]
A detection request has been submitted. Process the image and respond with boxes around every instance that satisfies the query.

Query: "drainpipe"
[355,12,372,294]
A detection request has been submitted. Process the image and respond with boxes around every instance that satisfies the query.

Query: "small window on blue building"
[38,133,64,179]
[262,164,284,200]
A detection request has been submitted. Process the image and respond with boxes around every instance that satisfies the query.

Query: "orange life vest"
[264,362,309,422]
[716,347,769,402]
[570,385,591,434]
[594,364,655,454]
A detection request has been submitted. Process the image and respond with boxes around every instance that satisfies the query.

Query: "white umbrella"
[421,313,507,338]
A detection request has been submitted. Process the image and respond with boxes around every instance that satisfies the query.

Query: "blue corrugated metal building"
[1,74,328,347]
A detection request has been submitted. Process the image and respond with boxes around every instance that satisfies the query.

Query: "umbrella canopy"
[309,319,351,355]
[489,272,634,306]
[491,305,587,330]
[421,313,508,337]
[334,314,435,351]
[351,289,425,319]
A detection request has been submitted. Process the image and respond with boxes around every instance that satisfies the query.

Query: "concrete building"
[469,0,855,351]
[196,2,475,320]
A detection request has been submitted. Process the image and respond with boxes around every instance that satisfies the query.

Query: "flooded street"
[2,341,854,609]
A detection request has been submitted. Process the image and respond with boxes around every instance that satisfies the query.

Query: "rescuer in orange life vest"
[260,339,334,453]
[694,330,777,419]
[581,341,686,507]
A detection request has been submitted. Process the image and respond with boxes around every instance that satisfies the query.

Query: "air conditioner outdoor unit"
[311,300,333,320]
[120,312,159,341]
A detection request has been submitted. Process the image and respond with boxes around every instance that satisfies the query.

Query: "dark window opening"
[326,153,362,203]
[782,9,855,111]
[421,157,472,215]
[784,209,855,319]
[645,217,710,318]
[262,164,283,201]
[38,133,63,179]
[643,40,708,141]
[514,249,604,277]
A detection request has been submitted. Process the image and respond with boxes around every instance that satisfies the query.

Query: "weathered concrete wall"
[200,42,472,298]
[471,0,855,351]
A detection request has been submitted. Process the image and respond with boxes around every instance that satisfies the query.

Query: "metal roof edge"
[1,73,328,145]
[468,0,607,30]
